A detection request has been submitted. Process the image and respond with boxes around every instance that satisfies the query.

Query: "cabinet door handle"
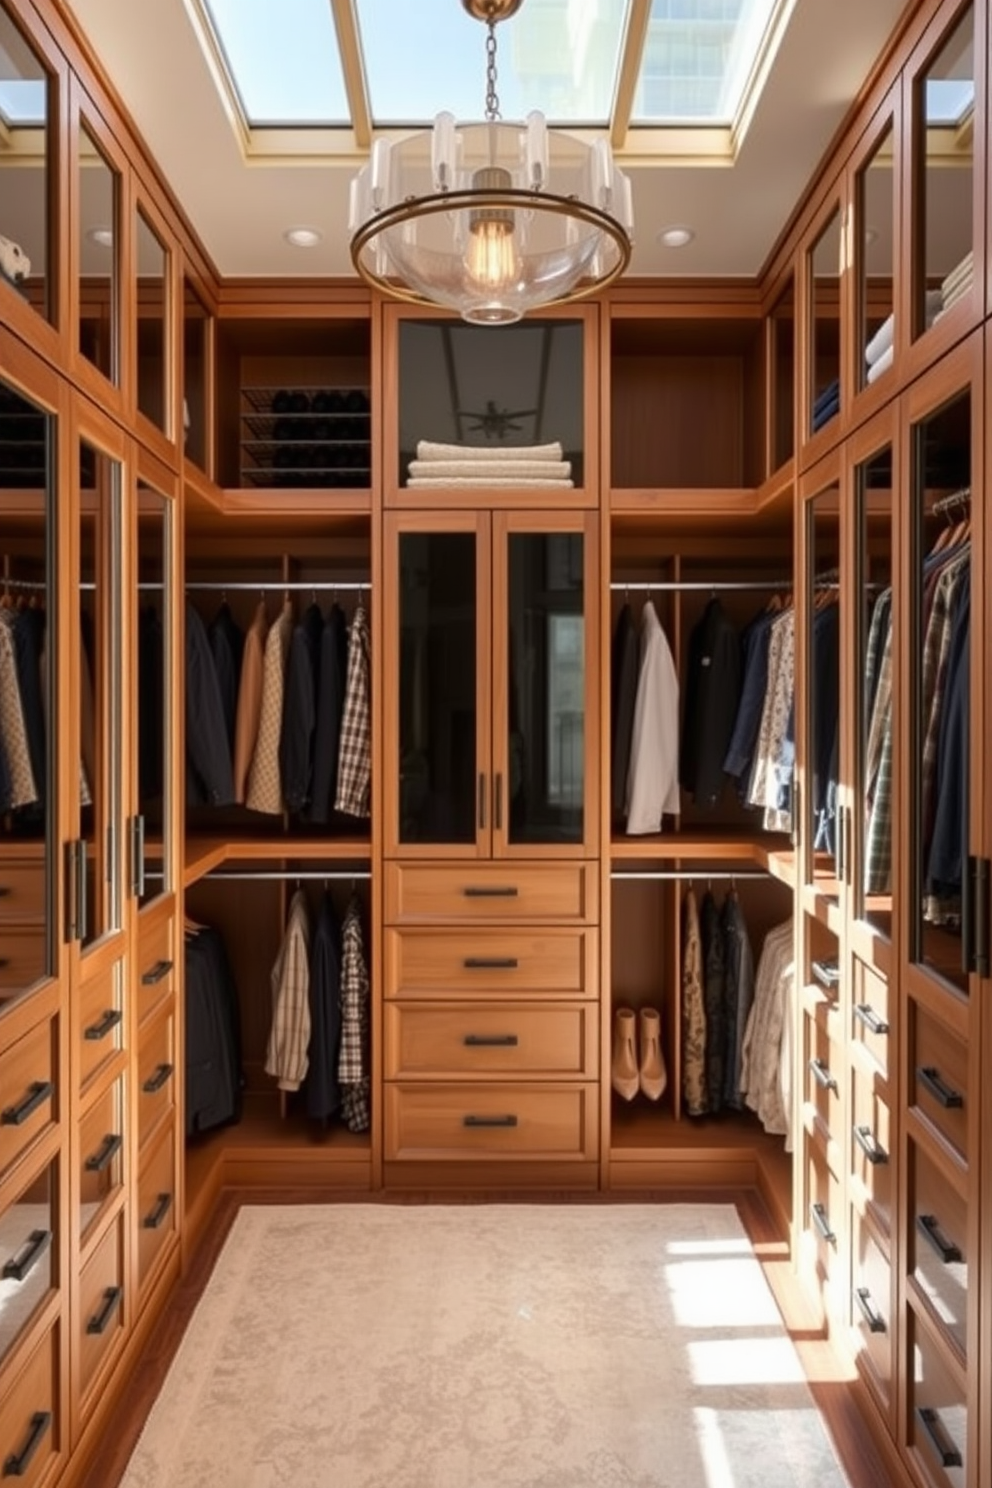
[809,1202,835,1244]
[812,959,840,989]
[916,1065,963,1108]
[853,1124,888,1165]
[84,1008,122,1042]
[463,957,518,970]
[86,1285,123,1335]
[462,885,518,899]
[142,1062,174,1094]
[975,855,990,977]
[854,1002,888,1035]
[77,839,88,943]
[495,772,503,831]
[3,1410,52,1477]
[141,959,173,986]
[84,1132,122,1173]
[916,1213,962,1265]
[916,1407,963,1470]
[478,773,486,831]
[2,1228,52,1283]
[463,1034,519,1047]
[64,839,79,943]
[808,1057,838,1092]
[0,958,9,969]
[836,803,847,886]
[463,1114,518,1128]
[1,1081,53,1127]
[0,885,10,897]
[853,1286,885,1334]
[129,813,146,900]
[142,1192,173,1230]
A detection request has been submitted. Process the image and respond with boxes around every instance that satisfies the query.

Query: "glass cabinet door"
[134,481,174,906]
[808,209,842,440]
[855,123,895,395]
[0,3,52,326]
[77,121,120,384]
[803,477,841,903]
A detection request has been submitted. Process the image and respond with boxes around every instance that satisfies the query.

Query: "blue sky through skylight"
[0,79,45,123]
[203,0,349,125]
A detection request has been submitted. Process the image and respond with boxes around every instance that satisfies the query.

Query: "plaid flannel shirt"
[265,890,311,1092]
[920,554,968,856]
[338,896,370,1133]
[335,602,371,819]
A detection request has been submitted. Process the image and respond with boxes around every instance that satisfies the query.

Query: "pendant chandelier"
[348,0,634,326]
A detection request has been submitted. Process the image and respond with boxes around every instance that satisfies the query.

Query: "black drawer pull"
[854,1002,889,1035]
[0,885,10,897]
[812,959,840,989]
[916,1407,963,1470]
[143,1192,173,1230]
[463,1034,519,1047]
[463,1114,518,1128]
[84,1132,122,1173]
[142,1062,174,1094]
[2,1228,52,1283]
[463,886,518,898]
[141,958,173,986]
[809,1202,835,1244]
[853,1124,888,1165]
[0,959,8,969]
[84,1008,122,1042]
[3,1410,51,1477]
[917,1213,962,1265]
[86,1284,122,1336]
[917,1066,963,1108]
[463,957,518,970]
[1,1081,53,1127]
[854,1286,886,1334]
[808,1058,838,1092]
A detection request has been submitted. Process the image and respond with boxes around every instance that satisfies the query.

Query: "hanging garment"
[611,602,639,816]
[920,551,969,851]
[246,599,294,814]
[208,602,245,752]
[79,611,96,801]
[280,601,324,815]
[700,890,726,1114]
[265,889,312,1093]
[305,893,342,1121]
[680,598,741,809]
[864,591,894,894]
[747,608,795,832]
[185,601,235,807]
[309,603,349,824]
[0,734,12,813]
[0,610,38,810]
[138,605,164,801]
[681,887,707,1117]
[233,600,268,804]
[12,605,46,808]
[811,601,840,854]
[721,890,755,1112]
[740,920,794,1145]
[926,568,970,923]
[338,895,371,1133]
[625,600,679,834]
[335,601,372,818]
[723,607,776,800]
[185,924,242,1135]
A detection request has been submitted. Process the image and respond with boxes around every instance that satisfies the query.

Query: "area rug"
[121,1203,853,1488]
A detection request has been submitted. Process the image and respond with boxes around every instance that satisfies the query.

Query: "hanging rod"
[184,580,370,593]
[0,575,46,591]
[611,869,771,881]
[931,486,971,517]
[202,870,371,881]
[610,580,788,593]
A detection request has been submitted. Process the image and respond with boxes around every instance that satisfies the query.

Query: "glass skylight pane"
[633,0,778,124]
[0,79,45,124]
[202,0,349,126]
[356,0,627,125]
[926,79,974,125]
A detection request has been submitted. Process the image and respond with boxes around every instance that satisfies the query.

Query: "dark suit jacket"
[305,893,342,1121]
[309,604,349,824]
[681,598,741,809]
[611,603,639,815]
[208,603,245,751]
[185,600,235,806]
[280,602,324,814]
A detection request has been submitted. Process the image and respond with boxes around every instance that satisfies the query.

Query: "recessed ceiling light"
[88,226,114,248]
[284,227,322,248]
[658,225,695,249]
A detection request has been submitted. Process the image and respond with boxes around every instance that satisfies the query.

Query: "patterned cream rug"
[121,1203,853,1488]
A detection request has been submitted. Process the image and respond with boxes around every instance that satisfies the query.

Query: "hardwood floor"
[80,1186,910,1488]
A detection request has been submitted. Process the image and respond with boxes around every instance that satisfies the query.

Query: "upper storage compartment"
[0,1,55,332]
[803,203,843,451]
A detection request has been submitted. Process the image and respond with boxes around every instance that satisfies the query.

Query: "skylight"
[201,0,349,127]
[632,0,779,124]
[0,79,45,125]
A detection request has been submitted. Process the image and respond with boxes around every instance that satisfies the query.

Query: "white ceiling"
[63,0,910,281]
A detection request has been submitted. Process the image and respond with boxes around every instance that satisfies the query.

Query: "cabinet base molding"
[383,1159,600,1191]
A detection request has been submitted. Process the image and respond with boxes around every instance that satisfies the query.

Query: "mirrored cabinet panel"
[855,444,895,942]
[804,481,841,898]
[914,3,974,340]
[0,377,55,1011]
[136,484,172,906]
[0,3,52,323]
[857,126,895,392]
[136,209,169,434]
[78,122,119,383]
[183,279,209,469]
[808,210,842,438]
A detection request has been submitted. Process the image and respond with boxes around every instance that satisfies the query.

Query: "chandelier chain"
[485,12,501,122]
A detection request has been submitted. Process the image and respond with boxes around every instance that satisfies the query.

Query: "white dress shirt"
[625,601,680,834]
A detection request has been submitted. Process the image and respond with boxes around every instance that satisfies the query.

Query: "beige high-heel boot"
[611,1007,639,1101]
[638,1007,667,1101]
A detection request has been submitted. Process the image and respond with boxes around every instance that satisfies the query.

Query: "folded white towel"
[865,314,894,366]
[866,344,894,384]
[416,439,564,463]
[407,476,575,488]
[941,275,973,313]
[408,458,572,479]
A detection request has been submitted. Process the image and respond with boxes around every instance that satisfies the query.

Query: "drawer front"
[78,1078,125,1245]
[851,1213,892,1408]
[384,1003,598,1079]
[385,928,597,998]
[851,960,889,1077]
[911,1140,968,1359]
[385,1084,597,1161]
[78,969,124,1094]
[851,1074,892,1234]
[805,1011,842,1141]
[0,929,48,1002]
[0,860,45,924]
[0,1156,57,1370]
[136,916,176,1024]
[137,1009,176,1152]
[78,1210,125,1405]
[911,1005,968,1164]
[0,1018,56,1184]
[0,1323,58,1488]
[385,862,595,923]
[136,1122,177,1298]
[909,1311,967,1488]
[805,1135,843,1308]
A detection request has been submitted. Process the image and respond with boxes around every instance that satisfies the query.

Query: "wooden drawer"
[851,1071,892,1235]
[0,1322,59,1488]
[385,928,597,999]
[909,1310,967,1488]
[137,1008,176,1152]
[851,959,889,1078]
[0,859,45,924]
[851,1212,892,1410]
[78,1078,124,1245]
[136,1121,177,1299]
[911,1004,968,1164]
[0,1017,56,1185]
[0,928,48,1003]
[911,1139,968,1359]
[804,1008,841,1142]
[385,861,595,923]
[805,1133,843,1312]
[136,915,176,1024]
[385,1083,597,1161]
[78,969,124,1094]
[78,1210,125,1407]
[384,1002,598,1079]
[0,1155,57,1370]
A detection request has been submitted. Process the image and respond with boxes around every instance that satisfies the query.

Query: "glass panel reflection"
[507,533,583,845]
[0,1159,55,1364]
[78,123,118,382]
[398,531,477,844]
[916,6,974,338]
[137,486,170,904]
[136,210,168,433]
[858,128,894,392]
[183,280,208,468]
[857,446,894,938]
[807,490,840,893]
[0,4,50,322]
[809,212,841,437]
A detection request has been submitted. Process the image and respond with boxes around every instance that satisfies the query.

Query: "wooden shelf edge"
[609,486,758,516]
[184,834,372,886]
[611,832,790,867]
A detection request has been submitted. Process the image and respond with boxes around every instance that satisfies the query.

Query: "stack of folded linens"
[407,440,574,487]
